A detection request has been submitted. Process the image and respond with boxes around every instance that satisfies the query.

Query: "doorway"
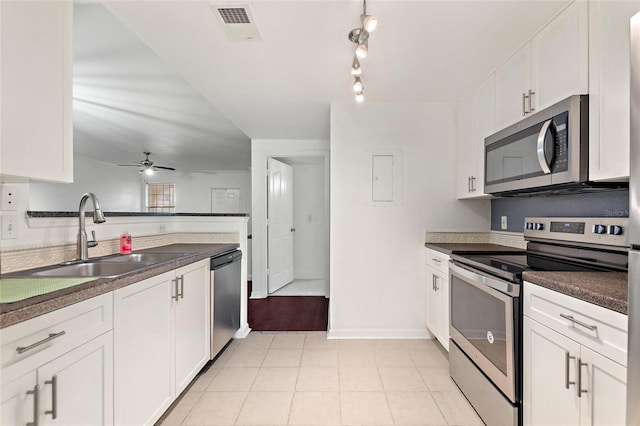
[267,156,327,297]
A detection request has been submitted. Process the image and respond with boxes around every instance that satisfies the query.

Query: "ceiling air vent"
[210,4,262,41]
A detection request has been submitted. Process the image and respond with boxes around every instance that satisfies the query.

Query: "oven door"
[449,262,519,402]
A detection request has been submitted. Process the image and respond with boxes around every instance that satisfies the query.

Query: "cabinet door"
[0,370,37,426]
[472,73,495,196]
[0,1,73,182]
[436,273,449,352]
[495,43,531,129]
[523,317,580,426]
[579,346,627,426]
[588,0,640,181]
[457,94,477,198]
[38,332,113,426]
[425,267,440,340]
[114,272,174,426]
[532,1,588,111]
[174,260,210,395]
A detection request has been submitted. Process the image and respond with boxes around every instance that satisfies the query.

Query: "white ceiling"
[74,0,571,171]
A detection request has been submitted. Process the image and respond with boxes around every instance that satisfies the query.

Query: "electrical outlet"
[157,224,166,233]
[1,215,18,239]
[501,216,508,230]
[1,186,17,211]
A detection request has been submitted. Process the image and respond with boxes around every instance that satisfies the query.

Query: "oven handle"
[449,262,520,297]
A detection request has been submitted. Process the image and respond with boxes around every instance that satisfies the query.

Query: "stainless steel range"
[448,217,628,426]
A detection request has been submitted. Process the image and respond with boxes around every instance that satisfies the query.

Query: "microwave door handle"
[536,119,553,174]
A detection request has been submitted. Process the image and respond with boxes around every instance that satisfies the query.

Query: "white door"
[267,158,294,293]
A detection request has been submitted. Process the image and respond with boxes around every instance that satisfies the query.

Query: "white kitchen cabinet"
[114,259,210,425]
[0,1,73,183]
[0,294,113,426]
[457,74,495,199]
[425,248,450,351]
[523,283,627,426]
[495,2,588,129]
[588,0,640,181]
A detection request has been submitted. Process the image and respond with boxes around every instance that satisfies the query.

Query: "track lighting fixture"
[347,0,376,102]
[351,56,362,75]
[353,76,363,92]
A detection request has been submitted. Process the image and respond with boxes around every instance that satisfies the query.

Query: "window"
[146,183,175,213]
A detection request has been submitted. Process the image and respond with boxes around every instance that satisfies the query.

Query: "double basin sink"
[12,252,193,278]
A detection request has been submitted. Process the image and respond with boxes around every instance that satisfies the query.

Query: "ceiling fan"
[118,151,176,174]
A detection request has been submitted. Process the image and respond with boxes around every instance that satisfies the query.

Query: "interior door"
[267,158,294,293]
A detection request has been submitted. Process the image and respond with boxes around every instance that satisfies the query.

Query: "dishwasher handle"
[211,250,242,270]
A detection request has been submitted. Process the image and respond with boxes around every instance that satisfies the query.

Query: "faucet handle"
[87,230,98,248]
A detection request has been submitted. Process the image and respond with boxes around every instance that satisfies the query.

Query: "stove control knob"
[535,223,544,231]
[525,222,533,230]
[592,224,606,234]
[608,225,623,235]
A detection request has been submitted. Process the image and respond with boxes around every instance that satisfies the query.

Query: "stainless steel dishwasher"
[210,249,242,359]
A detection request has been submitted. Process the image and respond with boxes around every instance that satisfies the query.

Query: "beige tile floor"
[157,332,483,426]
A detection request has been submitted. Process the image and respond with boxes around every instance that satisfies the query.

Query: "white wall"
[290,161,325,280]
[329,102,490,339]
[30,155,251,215]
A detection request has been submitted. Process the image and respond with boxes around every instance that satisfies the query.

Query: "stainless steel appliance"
[210,249,242,359]
[626,10,640,426]
[449,217,629,426]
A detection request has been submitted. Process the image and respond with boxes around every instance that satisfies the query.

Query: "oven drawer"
[425,248,449,274]
[523,282,627,366]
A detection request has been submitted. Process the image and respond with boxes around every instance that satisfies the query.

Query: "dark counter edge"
[27,211,249,218]
[424,242,525,255]
[0,243,239,328]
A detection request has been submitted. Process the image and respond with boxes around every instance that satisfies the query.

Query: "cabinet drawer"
[524,283,627,366]
[425,249,449,275]
[0,293,113,370]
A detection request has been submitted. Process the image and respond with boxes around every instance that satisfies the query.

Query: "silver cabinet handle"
[178,276,184,299]
[565,351,576,389]
[26,384,39,426]
[560,314,597,331]
[467,176,472,193]
[577,358,588,397]
[432,275,435,290]
[528,89,536,113]
[434,275,439,291]
[17,331,66,354]
[470,176,476,192]
[522,92,527,115]
[172,278,179,301]
[45,375,57,419]
[536,119,553,174]
[431,258,441,263]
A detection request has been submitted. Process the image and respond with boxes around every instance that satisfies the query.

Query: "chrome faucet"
[77,192,106,261]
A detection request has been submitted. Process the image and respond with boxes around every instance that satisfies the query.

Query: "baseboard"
[234,324,251,338]
[327,327,431,340]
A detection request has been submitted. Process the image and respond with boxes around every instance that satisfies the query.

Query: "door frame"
[250,139,330,299]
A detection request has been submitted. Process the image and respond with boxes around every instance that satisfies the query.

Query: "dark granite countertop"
[524,271,628,315]
[424,243,525,255]
[0,243,238,328]
[27,211,248,218]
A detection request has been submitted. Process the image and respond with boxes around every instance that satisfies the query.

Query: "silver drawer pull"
[559,314,597,331]
[431,258,441,263]
[17,331,66,354]
[577,358,588,398]
[26,384,39,426]
[565,351,576,389]
[45,375,58,419]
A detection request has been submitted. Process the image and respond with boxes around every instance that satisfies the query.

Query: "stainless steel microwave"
[484,95,588,195]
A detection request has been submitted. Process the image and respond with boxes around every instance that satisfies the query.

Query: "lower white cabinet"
[523,284,627,426]
[114,259,210,426]
[425,249,450,351]
[0,294,114,426]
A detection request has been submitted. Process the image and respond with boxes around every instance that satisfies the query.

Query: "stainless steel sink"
[99,253,188,264]
[31,262,148,278]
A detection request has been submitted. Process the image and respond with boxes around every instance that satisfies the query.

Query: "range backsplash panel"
[491,189,629,232]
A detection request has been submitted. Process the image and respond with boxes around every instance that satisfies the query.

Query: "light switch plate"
[1,215,18,239]
[501,216,508,230]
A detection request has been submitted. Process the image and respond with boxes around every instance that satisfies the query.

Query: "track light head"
[353,76,363,92]
[361,14,378,33]
[351,56,362,75]
[355,39,368,59]
[355,91,364,103]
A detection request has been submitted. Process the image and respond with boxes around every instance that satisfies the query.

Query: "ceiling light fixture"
[348,0,377,102]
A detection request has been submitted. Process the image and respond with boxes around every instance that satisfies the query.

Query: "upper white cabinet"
[114,259,210,426]
[457,74,494,199]
[0,1,73,183]
[588,0,640,181]
[495,2,588,130]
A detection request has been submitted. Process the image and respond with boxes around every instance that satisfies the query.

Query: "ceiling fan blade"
[117,164,142,167]
[154,166,176,171]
